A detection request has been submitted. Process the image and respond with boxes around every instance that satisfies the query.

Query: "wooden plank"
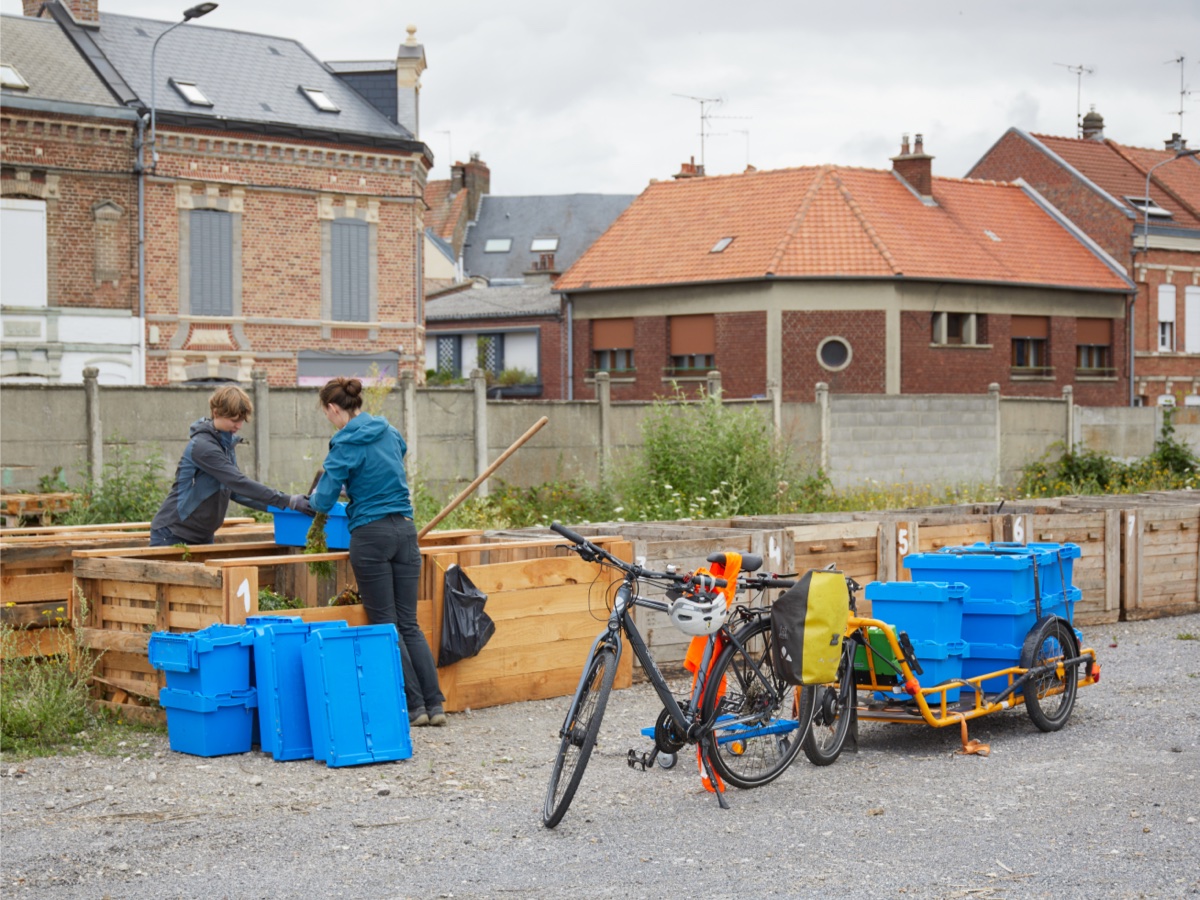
[79,627,150,654]
[164,583,223,611]
[91,673,158,701]
[74,557,224,588]
[90,699,165,726]
[222,567,257,625]
[786,520,881,543]
[895,520,919,582]
[1,626,69,658]
[270,605,371,626]
[432,552,457,709]
[98,605,156,626]
[0,571,73,604]
[72,541,280,560]
[1121,509,1142,620]
[482,609,606,650]
[458,555,611,594]
[1,599,70,627]
[101,578,157,603]
[477,584,601,621]
[99,649,157,675]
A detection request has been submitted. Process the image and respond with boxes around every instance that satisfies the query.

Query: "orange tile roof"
[423,179,466,241]
[1033,134,1200,229]
[556,165,1132,293]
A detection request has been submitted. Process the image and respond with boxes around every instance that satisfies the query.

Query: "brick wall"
[780,310,886,400]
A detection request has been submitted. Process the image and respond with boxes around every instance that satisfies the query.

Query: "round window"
[817,336,852,371]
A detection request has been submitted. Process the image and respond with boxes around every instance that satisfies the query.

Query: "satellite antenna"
[1165,54,1194,144]
[1054,63,1095,136]
[673,93,722,168]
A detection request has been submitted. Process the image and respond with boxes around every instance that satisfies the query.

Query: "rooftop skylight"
[300,87,339,113]
[710,237,734,253]
[1125,196,1173,219]
[485,238,512,253]
[1,63,29,91]
[170,78,213,107]
[530,237,559,252]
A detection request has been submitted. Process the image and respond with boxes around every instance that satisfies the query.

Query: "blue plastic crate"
[159,688,257,757]
[148,624,253,695]
[874,638,968,704]
[270,501,350,550]
[864,581,968,646]
[961,642,1023,696]
[962,587,1079,645]
[904,542,1079,604]
[248,617,347,761]
[301,625,413,768]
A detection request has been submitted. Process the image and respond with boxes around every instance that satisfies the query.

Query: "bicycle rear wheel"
[700,617,806,790]
[800,640,855,766]
[542,643,618,828]
[1020,616,1079,733]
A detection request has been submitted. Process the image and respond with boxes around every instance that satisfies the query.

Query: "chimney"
[395,24,427,138]
[1165,132,1188,152]
[1081,107,1105,141]
[25,0,98,22]
[673,156,705,179]
[891,132,934,198]
[461,151,490,221]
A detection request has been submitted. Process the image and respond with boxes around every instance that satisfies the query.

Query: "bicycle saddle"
[707,551,762,573]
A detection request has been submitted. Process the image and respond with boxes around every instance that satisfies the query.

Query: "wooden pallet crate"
[0,492,78,526]
[1122,505,1200,620]
[1013,510,1121,626]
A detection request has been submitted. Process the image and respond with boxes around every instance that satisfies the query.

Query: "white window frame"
[1159,284,1177,352]
[530,237,559,253]
[300,86,340,112]
[170,78,213,107]
[484,238,512,253]
[0,197,48,308]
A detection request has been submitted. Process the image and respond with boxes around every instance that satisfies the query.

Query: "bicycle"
[542,522,810,828]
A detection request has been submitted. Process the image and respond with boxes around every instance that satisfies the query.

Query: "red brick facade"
[781,310,886,399]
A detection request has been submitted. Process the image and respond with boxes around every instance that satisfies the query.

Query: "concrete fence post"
[83,366,103,487]
[1062,384,1075,454]
[596,371,612,485]
[989,382,1002,488]
[471,368,490,498]
[251,369,269,482]
[767,378,782,439]
[816,382,830,473]
[399,369,418,470]
[706,370,723,398]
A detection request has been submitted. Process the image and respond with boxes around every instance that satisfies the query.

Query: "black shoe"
[409,707,429,727]
[428,706,447,727]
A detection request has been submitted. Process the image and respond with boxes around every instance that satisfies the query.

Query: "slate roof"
[50,7,419,147]
[0,14,120,107]
[463,194,635,282]
[1031,133,1200,230]
[555,165,1133,294]
[425,281,561,322]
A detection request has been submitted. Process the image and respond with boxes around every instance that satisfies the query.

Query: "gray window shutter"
[331,219,370,322]
[190,210,233,316]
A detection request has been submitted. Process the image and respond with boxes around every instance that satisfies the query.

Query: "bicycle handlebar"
[550,521,727,589]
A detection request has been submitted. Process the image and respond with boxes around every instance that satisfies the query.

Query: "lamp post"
[1133,145,1200,405]
[149,2,218,171]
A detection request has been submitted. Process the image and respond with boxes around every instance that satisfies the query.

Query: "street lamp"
[149,3,218,171]
[1132,145,1200,404]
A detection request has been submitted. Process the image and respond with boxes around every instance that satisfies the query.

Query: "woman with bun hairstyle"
[310,376,445,727]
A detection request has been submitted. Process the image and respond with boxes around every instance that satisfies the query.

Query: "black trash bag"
[438,565,496,667]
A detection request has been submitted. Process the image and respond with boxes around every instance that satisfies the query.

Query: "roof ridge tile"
[766,165,830,275]
[830,168,902,275]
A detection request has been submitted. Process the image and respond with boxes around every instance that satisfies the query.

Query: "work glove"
[287,494,315,516]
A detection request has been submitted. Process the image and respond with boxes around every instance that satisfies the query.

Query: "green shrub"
[59,441,170,525]
[257,588,304,611]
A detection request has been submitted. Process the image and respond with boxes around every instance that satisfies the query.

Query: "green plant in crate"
[258,588,304,611]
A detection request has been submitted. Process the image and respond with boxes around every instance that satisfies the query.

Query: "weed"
[59,440,170,525]
[172,542,192,562]
[37,466,66,493]
[1177,633,1197,641]
[258,588,304,612]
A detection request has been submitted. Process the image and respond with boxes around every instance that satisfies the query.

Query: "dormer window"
[300,87,339,113]
[170,78,212,107]
[530,237,559,252]
[1,63,30,91]
[1125,196,1173,219]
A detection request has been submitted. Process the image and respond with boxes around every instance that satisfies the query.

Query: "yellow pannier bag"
[770,569,850,685]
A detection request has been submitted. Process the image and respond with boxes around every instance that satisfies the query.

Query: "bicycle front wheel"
[701,617,806,790]
[800,640,855,766]
[542,643,618,828]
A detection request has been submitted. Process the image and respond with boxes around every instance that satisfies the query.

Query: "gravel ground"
[3,613,1199,900]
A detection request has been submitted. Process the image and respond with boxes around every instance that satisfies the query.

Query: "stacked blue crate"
[149,624,256,757]
[863,581,970,702]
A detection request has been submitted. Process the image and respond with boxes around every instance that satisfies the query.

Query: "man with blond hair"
[150,384,311,546]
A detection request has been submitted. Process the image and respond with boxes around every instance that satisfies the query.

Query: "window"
[436,335,461,376]
[300,86,339,112]
[710,237,734,253]
[0,63,30,90]
[592,318,634,372]
[476,333,504,376]
[1075,318,1113,374]
[170,78,213,107]
[1,198,47,307]
[1158,284,1177,352]
[330,219,369,322]
[1011,315,1050,373]
[1186,286,1200,353]
[932,312,979,346]
[668,314,715,373]
[189,209,233,316]
[484,238,512,253]
[530,237,558,253]
[817,336,852,371]
[1125,196,1173,219]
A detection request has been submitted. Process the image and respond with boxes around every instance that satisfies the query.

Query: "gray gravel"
[3,613,1199,900]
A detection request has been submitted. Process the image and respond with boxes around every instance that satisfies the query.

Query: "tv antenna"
[673,93,722,168]
[1054,62,1094,136]
[1165,54,1194,144]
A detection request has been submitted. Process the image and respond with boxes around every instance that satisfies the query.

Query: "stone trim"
[173,183,247,358]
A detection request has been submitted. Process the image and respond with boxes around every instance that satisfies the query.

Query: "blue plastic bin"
[270,501,350,550]
[874,638,968,704]
[903,542,1080,604]
[148,624,253,695]
[864,581,968,646]
[248,616,348,761]
[301,625,413,768]
[961,642,1023,696]
[159,688,257,757]
[961,587,1079,645]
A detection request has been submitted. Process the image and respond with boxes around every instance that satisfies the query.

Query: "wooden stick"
[418,416,549,540]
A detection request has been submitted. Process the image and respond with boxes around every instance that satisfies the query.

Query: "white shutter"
[1186,286,1200,353]
[1,198,48,307]
[1157,284,1177,323]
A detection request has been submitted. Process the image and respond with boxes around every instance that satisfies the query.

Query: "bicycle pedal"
[626,749,653,771]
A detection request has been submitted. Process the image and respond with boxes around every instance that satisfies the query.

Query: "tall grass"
[58,441,170,525]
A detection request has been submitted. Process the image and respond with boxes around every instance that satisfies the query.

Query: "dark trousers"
[349,513,444,713]
[150,526,184,547]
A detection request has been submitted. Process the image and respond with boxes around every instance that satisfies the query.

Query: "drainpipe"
[1127,291,1135,406]
[565,294,574,401]
[135,111,147,385]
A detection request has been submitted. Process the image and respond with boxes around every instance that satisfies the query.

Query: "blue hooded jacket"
[311,413,413,530]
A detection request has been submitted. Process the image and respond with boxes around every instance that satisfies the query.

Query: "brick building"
[555,136,1135,405]
[969,114,1200,406]
[4,0,434,386]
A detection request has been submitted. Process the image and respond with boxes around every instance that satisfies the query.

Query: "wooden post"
[894,520,919,582]
[222,566,259,626]
[1120,509,1141,620]
[1104,508,1121,622]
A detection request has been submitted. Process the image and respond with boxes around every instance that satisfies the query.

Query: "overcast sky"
[6,0,1197,195]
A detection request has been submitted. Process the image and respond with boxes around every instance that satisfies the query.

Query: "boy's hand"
[288,494,315,516]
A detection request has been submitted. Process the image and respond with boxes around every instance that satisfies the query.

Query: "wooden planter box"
[1122,505,1200,620]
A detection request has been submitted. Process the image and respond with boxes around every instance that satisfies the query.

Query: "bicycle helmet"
[668,591,730,636]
